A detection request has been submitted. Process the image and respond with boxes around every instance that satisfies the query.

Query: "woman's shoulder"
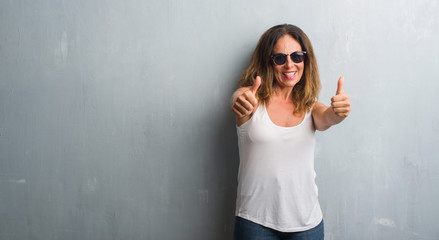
[311,101,326,113]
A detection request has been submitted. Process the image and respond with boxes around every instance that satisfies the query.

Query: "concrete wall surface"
[1,0,438,239]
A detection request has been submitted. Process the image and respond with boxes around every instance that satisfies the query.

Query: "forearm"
[321,106,346,129]
[312,102,346,131]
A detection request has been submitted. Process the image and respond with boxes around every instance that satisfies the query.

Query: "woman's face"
[272,35,304,89]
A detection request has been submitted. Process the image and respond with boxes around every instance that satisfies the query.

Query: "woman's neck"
[273,85,294,103]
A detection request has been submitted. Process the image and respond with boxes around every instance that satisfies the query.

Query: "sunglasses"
[270,51,307,65]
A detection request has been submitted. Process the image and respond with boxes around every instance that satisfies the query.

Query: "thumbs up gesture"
[231,76,261,119]
[331,76,350,118]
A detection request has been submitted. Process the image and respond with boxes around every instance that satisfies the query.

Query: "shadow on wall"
[207,94,240,239]
[192,49,251,240]
[199,81,241,240]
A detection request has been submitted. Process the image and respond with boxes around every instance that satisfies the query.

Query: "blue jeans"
[233,217,324,240]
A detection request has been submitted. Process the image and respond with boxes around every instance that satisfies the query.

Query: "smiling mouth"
[283,72,296,79]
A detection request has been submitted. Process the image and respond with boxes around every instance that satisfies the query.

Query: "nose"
[285,55,295,68]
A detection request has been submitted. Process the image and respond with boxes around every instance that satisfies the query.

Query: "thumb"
[251,76,261,95]
[336,76,344,95]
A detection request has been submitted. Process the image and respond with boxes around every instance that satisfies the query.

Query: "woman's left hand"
[331,76,350,118]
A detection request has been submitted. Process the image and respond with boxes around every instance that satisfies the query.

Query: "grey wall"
[1,0,438,239]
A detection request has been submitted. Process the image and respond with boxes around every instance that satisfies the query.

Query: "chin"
[284,79,301,87]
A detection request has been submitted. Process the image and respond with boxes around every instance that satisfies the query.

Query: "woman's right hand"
[231,76,261,119]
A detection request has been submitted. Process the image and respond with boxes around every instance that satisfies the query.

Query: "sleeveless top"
[235,104,323,232]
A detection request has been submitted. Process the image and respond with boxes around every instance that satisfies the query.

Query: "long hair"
[238,24,321,113]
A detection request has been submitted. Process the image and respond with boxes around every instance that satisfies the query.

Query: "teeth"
[284,72,296,77]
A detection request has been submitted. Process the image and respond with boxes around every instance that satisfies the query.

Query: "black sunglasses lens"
[273,55,286,65]
[273,52,305,65]
[291,53,305,63]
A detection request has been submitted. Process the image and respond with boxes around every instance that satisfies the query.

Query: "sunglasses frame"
[270,51,307,65]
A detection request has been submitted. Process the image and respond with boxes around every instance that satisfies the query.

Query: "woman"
[230,24,350,240]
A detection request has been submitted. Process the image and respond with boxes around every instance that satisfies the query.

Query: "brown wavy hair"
[238,24,321,113]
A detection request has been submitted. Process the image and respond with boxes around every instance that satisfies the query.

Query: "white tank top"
[235,104,323,232]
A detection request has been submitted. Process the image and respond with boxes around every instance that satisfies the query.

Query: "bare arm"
[230,77,261,126]
[312,76,351,131]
